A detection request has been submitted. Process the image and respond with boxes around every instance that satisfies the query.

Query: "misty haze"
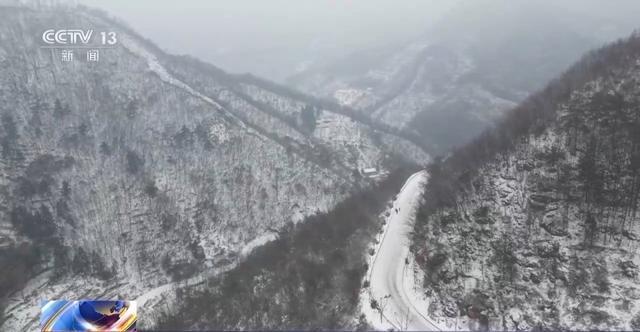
[1,0,640,331]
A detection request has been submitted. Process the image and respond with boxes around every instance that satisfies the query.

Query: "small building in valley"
[362,167,378,178]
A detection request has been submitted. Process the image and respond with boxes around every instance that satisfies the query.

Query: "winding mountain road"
[362,170,441,331]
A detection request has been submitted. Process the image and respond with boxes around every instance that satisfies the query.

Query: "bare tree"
[371,294,392,325]
[394,308,411,331]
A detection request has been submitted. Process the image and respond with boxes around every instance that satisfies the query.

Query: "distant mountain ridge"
[289,0,640,154]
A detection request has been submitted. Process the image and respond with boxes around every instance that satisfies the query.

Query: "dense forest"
[411,32,640,330]
[423,31,640,181]
[154,167,416,330]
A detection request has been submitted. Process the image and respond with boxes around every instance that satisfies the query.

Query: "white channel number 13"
[100,32,117,45]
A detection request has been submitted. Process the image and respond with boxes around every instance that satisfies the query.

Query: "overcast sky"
[75,0,640,82]
[78,0,457,80]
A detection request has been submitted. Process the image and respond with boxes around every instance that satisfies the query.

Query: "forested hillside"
[155,168,416,330]
[0,4,427,330]
[412,32,640,330]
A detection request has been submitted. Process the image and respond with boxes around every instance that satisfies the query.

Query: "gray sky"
[78,0,457,81]
[76,0,640,82]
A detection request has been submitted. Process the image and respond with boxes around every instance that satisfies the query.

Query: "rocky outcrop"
[412,33,640,330]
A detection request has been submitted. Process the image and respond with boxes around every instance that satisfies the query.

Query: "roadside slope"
[412,32,640,331]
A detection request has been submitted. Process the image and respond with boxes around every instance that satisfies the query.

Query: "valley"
[1,1,640,331]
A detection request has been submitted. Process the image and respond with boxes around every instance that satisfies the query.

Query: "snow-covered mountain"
[289,0,640,154]
[412,32,640,330]
[0,4,429,330]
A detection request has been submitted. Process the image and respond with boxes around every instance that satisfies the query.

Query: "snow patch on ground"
[240,232,278,258]
[333,88,371,107]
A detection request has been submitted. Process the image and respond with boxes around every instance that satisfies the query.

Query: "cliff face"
[0,5,428,330]
[412,34,640,330]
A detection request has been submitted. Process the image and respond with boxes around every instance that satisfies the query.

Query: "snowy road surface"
[361,170,441,331]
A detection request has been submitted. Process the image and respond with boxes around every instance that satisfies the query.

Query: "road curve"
[363,170,440,331]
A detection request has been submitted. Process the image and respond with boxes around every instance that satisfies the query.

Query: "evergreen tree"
[300,105,317,133]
